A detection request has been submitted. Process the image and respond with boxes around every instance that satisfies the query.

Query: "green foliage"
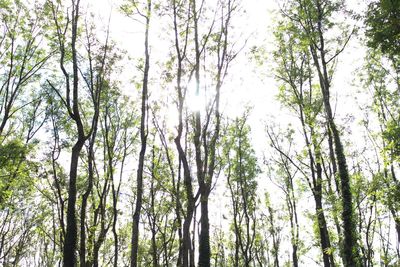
[382,119,400,161]
[0,0,49,137]
[273,18,324,130]
[0,0,399,265]
[0,139,36,207]
[224,115,260,195]
[366,0,400,63]
[222,112,262,266]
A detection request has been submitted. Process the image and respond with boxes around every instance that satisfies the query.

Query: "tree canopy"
[0,0,399,266]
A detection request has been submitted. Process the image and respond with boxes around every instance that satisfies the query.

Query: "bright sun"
[186,79,204,112]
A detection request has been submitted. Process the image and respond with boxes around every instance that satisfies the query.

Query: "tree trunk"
[130,1,151,266]
[63,140,84,267]
[315,189,335,267]
[309,3,361,262]
[182,206,195,267]
[62,1,87,265]
[198,194,210,267]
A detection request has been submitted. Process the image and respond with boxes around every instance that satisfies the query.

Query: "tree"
[2,0,400,265]
[266,128,301,267]
[279,0,361,265]
[47,0,112,264]
[0,1,49,264]
[272,19,340,266]
[0,0,49,136]
[361,50,400,260]
[224,114,260,267]
[125,1,152,266]
[366,0,400,70]
[264,192,282,267]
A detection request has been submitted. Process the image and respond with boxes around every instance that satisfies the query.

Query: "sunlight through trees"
[0,0,399,266]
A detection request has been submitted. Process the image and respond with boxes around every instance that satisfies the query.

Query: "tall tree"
[169,0,196,265]
[78,20,111,267]
[365,1,400,254]
[280,0,361,265]
[49,1,86,264]
[47,0,109,264]
[224,114,260,267]
[191,1,239,265]
[129,1,152,266]
[272,22,337,266]
[267,128,301,267]
[361,50,400,260]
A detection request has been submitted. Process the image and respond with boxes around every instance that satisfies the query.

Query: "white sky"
[73,0,370,201]
[89,0,280,149]
[88,0,368,215]
[70,0,395,265]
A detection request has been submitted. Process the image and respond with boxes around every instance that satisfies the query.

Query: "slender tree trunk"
[268,205,280,267]
[64,139,84,267]
[315,149,335,267]
[308,2,361,262]
[130,1,151,266]
[177,174,195,267]
[79,142,94,267]
[198,194,210,267]
[112,183,119,267]
[109,117,126,267]
[182,211,193,267]
[315,190,335,267]
[62,1,89,265]
[79,114,100,266]
[191,0,211,265]
[327,115,360,266]
[296,90,335,267]
[150,147,158,267]
[175,164,183,267]
[287,177,299,267]
[171,0,193,265]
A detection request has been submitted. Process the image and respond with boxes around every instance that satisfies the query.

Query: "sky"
[68,0,388,264]
[59,0,371,204]
[86,0,370,206]
[89,0,279,149]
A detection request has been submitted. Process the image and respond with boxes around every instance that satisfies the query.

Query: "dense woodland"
[0,0,399,266]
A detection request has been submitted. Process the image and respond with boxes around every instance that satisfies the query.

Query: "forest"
[0,0,399,266]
